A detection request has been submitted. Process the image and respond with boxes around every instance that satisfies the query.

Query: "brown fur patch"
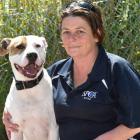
[8,36,27,56]
[0,48,9,56]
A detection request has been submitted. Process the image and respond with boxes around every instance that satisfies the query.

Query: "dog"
[0,35,59,140]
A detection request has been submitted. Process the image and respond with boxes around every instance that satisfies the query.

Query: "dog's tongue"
[15,63,42,78]
[24,64,38,75]
[23,64,39,78]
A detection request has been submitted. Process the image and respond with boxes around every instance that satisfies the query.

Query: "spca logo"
[82,91,97,100]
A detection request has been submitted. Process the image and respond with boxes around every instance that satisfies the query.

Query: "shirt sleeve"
[47,59,67,78]
[113,60,140,128]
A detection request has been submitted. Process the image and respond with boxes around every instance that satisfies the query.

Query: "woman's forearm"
[95,124,140,140]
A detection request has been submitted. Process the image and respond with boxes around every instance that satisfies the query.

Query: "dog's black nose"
[26,53,37,62]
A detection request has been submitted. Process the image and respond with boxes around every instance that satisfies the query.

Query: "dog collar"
[15,71,43,90]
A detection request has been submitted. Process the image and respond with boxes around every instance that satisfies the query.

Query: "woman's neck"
[73,47,99,87]
[74,46,98,71]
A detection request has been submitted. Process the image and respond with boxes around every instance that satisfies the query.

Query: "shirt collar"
[88,46,110,81]
[57,57,73,78]
[57,46,109,82]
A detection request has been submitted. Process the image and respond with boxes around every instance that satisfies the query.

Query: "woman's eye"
[62,31,70,35]
[77,30,85,34]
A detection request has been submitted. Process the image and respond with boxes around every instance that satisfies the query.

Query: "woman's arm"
[95,124,140,140]
[2,111,19,140]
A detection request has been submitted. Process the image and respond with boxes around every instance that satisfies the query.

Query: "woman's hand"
[94,124,140,140]
[94,134,120,140]
[2,111,19,140]
[94,132,119,140]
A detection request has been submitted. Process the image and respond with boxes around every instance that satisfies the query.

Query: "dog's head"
[0,35,47,81]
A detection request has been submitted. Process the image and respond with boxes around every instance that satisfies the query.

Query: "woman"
[3,1,140,140]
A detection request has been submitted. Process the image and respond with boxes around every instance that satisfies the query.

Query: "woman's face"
[61,16,99,58]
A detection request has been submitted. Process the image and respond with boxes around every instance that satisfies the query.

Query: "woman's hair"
[60,0,105,45]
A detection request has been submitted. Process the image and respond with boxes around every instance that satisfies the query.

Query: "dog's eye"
[35,44,41,48]
[16,44,25,49]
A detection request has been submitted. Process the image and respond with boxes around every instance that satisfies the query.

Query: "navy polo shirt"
[47,46,140,140]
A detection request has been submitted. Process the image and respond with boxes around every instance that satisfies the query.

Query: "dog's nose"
[26,53,38,62]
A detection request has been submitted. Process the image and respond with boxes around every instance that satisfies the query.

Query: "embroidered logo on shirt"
[82,91,97,100]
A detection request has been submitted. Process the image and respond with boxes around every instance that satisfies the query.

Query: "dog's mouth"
[14,63,43,78]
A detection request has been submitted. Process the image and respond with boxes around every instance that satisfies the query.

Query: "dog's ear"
[1,38,11,49]
[0,38,11,56]
[41,37,48,48]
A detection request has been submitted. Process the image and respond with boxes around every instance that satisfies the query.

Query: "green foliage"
[0,0,140,139]
[101,0,140,69]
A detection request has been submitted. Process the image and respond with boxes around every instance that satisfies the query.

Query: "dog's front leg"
[48,125,59,140]
[10,131,23,140]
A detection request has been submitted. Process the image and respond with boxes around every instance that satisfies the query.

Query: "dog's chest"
[5,76,53,122]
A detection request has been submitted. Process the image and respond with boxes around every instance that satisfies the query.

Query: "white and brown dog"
[0,35,59,140]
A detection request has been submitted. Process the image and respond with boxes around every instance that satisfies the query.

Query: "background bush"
[0,0,140,139]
